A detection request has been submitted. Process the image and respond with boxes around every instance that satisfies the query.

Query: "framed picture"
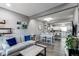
[22,24,27,29]
[17,21,21,25]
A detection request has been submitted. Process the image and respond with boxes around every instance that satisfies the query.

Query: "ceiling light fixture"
[44,17,53,22]
[6,3,11,7]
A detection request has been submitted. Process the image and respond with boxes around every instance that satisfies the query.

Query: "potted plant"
[66,34,78,56]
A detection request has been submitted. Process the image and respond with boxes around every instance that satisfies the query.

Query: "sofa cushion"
[2,35,19,49]
[1,36,10,50]
[6,38,17,46]
[4,34,22,43]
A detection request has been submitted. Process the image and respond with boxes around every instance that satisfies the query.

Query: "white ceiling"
[0,3,77,24]
[37,8,74,23]
[0,3,62,16]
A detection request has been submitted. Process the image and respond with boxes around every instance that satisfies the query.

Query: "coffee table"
[20,44,46,56]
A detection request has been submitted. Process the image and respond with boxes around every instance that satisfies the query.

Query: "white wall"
[0,7,44,36]
[27,19,44,35]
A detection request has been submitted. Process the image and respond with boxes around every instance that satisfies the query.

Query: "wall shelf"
[0,28,12,34]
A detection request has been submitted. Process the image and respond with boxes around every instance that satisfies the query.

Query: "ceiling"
[37,8,74,24]
[0,3,77,25]
[0,3,62,16]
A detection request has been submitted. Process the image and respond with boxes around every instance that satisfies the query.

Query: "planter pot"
[68,49,79,56]
[68,49,75,56]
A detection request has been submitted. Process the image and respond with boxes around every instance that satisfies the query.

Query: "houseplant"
[66,34,78,56]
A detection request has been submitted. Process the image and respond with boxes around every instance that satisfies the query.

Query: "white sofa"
[0,35,36,56]
[6,40,36,56]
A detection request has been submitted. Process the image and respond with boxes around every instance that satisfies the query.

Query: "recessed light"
[44,17,54,22]
[6,3,11,7]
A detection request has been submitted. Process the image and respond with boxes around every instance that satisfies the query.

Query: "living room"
[0,3,79,56]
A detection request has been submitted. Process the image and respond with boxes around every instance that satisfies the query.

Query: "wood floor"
[38,38,66,56]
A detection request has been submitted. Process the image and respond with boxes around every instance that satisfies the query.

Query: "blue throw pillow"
[24,35,31,41]
[6,38,17,46]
